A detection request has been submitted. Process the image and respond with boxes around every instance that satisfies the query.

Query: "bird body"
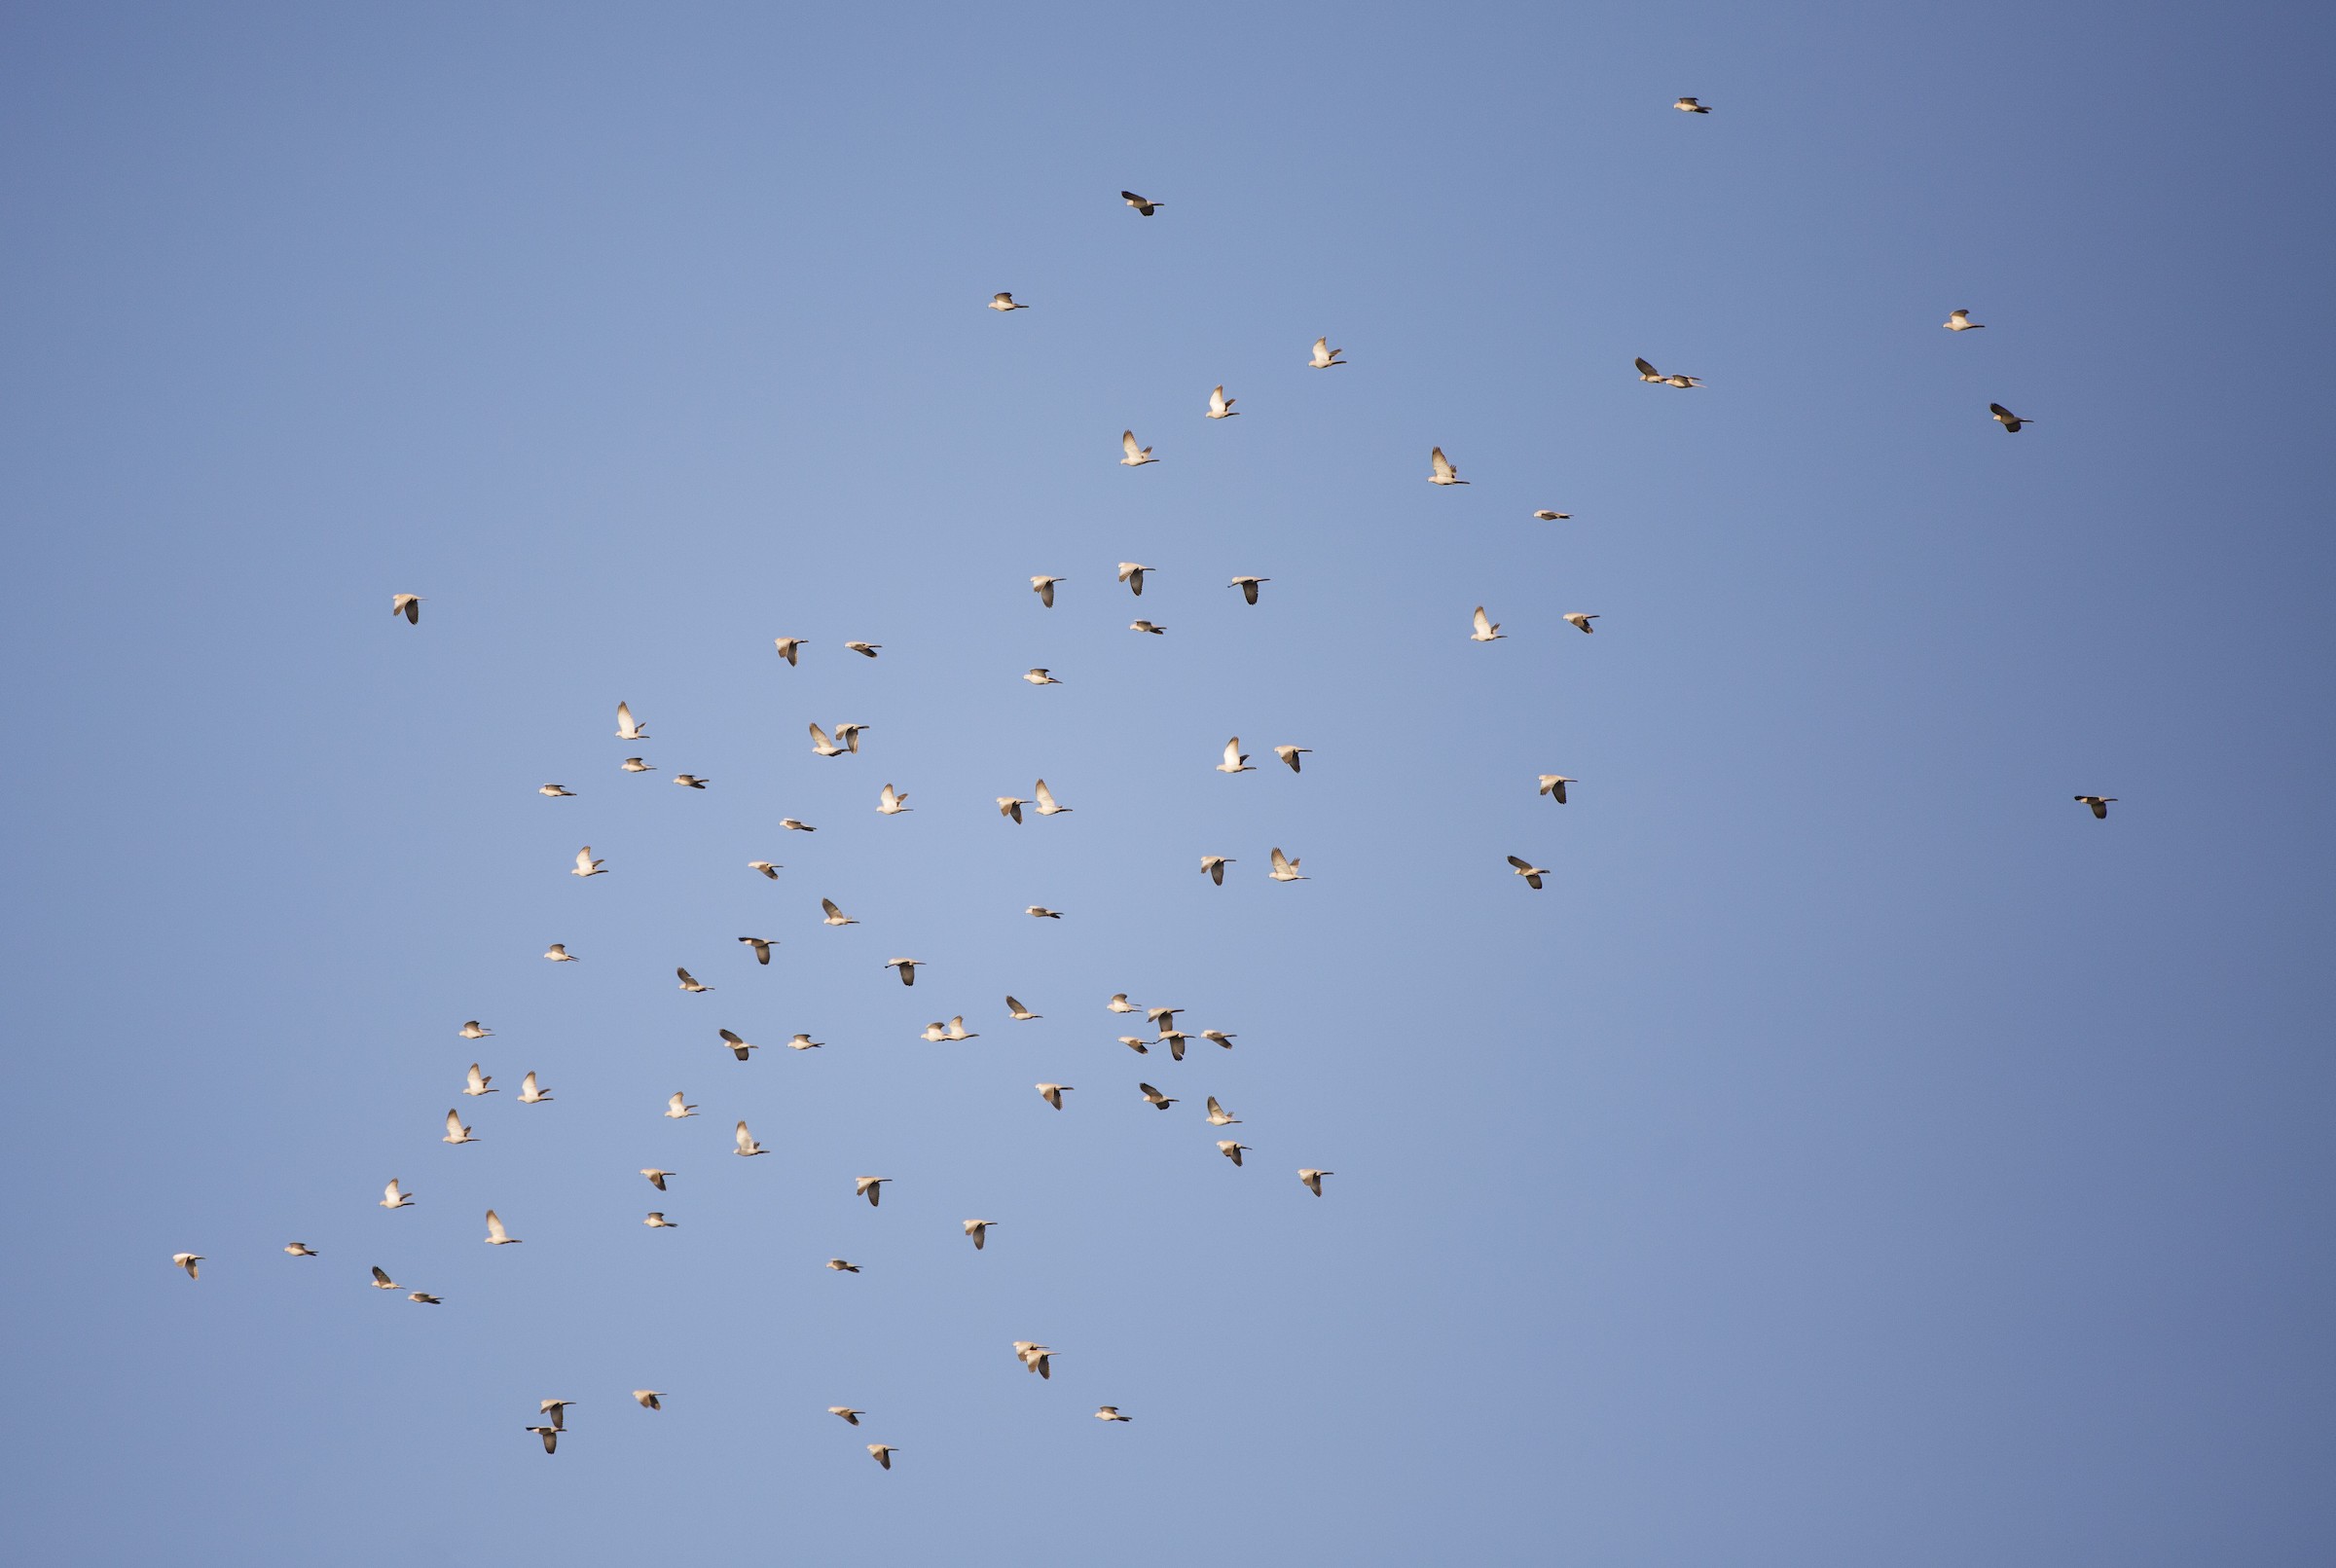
[172,1253,202,1279]
[945,1015,980,1039]
[1116,562,1153,596]
[641,1169,674,1190]
[1563,612,1600,634]
[571,846,607,878]
[673,774,710,789]
[1538,775,1576,804]
[458,1020,493,1039]
[615,702,647,741]
[988,291,1028,310]
[1428,447,1469,486]
[1119,431,1157,467]
[1273,745,1309,772]
[1207,385,1238,419]
[720,1029,757,1061]
[634,1390,664,1409]
[1033,780,1071,815]
[1037,1082,1073,1109]
[380,1180,414,1209]
[868,1443,897,1469]
[677,967,712,993]
[1201,855,1233,884]
[1026,905,1063,919]
[735,1120,767,1156]
[1990,402,2031,432]
[392,594,422,624]
[786,1034,822,1050]
[1673,96,1711,112]
[1024,668,1060,685]
[464,1063,495,1097]
[1096,1406,1131,1422]
[829,1407,863,1424]
[1129,619,1166,635]
[1532,509,1571,521]
[773,637,804,664]
[1218,1141,1250,1167]
[1217,738,1256,774]
[856,1177,892,1207]
[1120,190,1161,215]
[1299,1169,1333,1195]
[739,935,774,965]
[484,1210,521,1245]
[1206,1096,1241,1126]
[517,1072,551,1104]
[781,818,817,832]
[621,756,653,772]
[284,1242,317,1257]
[884,958,923,986]
[1945,309,1985,331]
[748,860,783,880]
[810,722,848,757]
[1107,994,1138,1013]
[1508,855,1551,890]
[821,898,858,927]
[1308,337,1345,368]
[1030,575,1064,607]
[539,784,574,797]
[2074,795,2117,819]
[1202,1029,1235,1049]
[665,1092,698,1119]
[544,944,576,962]
[964,1220,997,1250]
[1471,606,1505,642]
[443,1109,477,1145]
[1230,575,1268,604]
[827,1258,860,1273]
[371,1265,399,1289]
[844,641,881,658]
[1268,847,1306,882]
[1006,996,1041,1020]
[1139,1082,1178,1111]
[877,783,911,815]
[644,1211,676,1226]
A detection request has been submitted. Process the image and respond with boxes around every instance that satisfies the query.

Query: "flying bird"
[1108,994,1139,1013]
[844,641,881,658]
[1538,775,1576,804]
[883,958,923,986]
[1129,619,1166,635]
[855,1177,892,1207]
[1268,847,1306,882]
[1201,855,1234,885]
[380,1180,415,1210]
[809,723,848,757]
[786,1034,822,1050]
[665,1092,698,1119]
[781,819,817,832]
[739,936,774,965]
[829,1407,863,1425]
[633,1391,664,1410]
[517,1072,552,1104]
[524,1426,559,1453]
[1674,95,1711,112]
[1139,1082,1179,1111]
[370,1265,400,1289]
[463,1063,495,1097]
[1024,668,1061,685]
[539,784,574,797]
[867,1444,897,1470]
[458,1020,493,1039]
[1147,1006,1182,1031]
[676,967,712,993]
[834,722,870,752]
[392,594,422,624]
[673,774,710,789]
[641,1169,675,1191]
[1116,562,1154,596]
[1158,1030,1188,1062]
[483,1210,521,1245]
[1471,606,1505,642]
[1030,574,1065,607]
[735,1121,767,1156]
[1428,447,1469,486]
[571,846,607,878]
[544,944,576,962]
[1229,576,1268,604]
[2074,795,2117,820]
[1299,1168,1333,1196]
[1005,996,1041,1020]
[1201,1029,1235,1049]
[1119,431,1157,467]
[621,756,653,772]
[615,702,648,741]
[1218,1141,1250,1167]
[284,1242,318,1257]
[1944,309,1985,331]
[1273,745,1309,772]
[643,1211,676,1226]
[1026,905,1063,919]
[821,898,858,927]
[1207,385,1238,419]
[748,861,782,880]
[1118,1037,1151,1055]
[1037,1082,1073,1109]
[1990,402,2032,432]
[408,1292,442,1304]
[1562,612,1600,634]
[1205,1096,1241,1126]
[1308,337,1345,369]
[1507,855,1550,890]
[997,795,1029,822]
[1120,190,1162,215]
[1095,1405,1131,1422]
[826,1258,860,1273]
[172,1253,202,1279]
[944,1016,979,1040]
[773,637,804,664]
[1033,780,1071,815]
[719,1029,757,1061]
[964,1220,998,1251]
[1217,738,1256,774]
[876,783,911,815]
[1532,509,1571,521]
[988,291,1028,310]
[443,1109,477,1146]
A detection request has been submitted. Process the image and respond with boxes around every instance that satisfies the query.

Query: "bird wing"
[1122,430,1142,458]
[1209,386,1229,415]
[1223,738,1243,769]
[445,1109,464,1138]
[1271,848,1294,873]
[1034,780,1058,810]
[485,1210,508,1241]
[719,1029,745,1045]
[821,897,844,919]
[668,1092,686,1112]
[372,1265,392,1284]
[1431,447,1454,479]
[735,1120,753,1150]
[1635,357,1660,377]
[1473,606,1493,636]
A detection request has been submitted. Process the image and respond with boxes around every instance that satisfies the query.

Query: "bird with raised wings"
[665,1092,698,1119]
[1119,431,1156,467]
[615,702,648,741]
[517,1072,552,1104]
[735,1121,767,1157]
[1207,385,1238,419]
[1990,402,2032,432]
[1139,1082,1179,1111]
[1006,996,1041,1020]
[809,722,848,758]
[719,1029,756,1061]
[676,967,712,993]
[1033,780,1071,815]
[370,1265,400,1289]
[1205,1096,1241,1126]
[544,944,576,962]
[463,1063,495,1097]
[988,291,1028,310]
[443,1109,477,1146]
[1428,447,1468,486]
[571,846,606,878]
[1217,738,1256,775]
[380,1180,415,1210]
[876,783,910,816]
[821,898,858,927]
[1471,606,1505,642]
[484,1210,522,1245]
[1308,336,1345,368]
[458,1020,493,1039]
[1120,189,1162,215]
[1945,309,1985,331]
[1268,847,1306,882]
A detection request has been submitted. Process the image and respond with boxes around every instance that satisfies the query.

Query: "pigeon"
[539,784,575,797]
[1944,309,1985,331]
[380,1180,415,1210]
[1229,576,1268,604]
[780,819,817,832]
[1119,431,1157,467]
[998,796,1029,822]
[517,1072,552,1104]
[643,1212,676,1227]
[719,1029,756,1061]
[829,1407,864,1425]
[964,1220,998,1251]
[1206,1096,1241,1126]
[827,1258,860,1273]
[633,1391,664,1410]
[834,723,870,753]
[1207,385,1238,419]
[773,637,805,664]
[739,936,774,965]
[1507,855,1550,890]
[1217,1141,1250,1167]
[392,594,422,624]
[463,1064,495,1097]
[821,898,858,927]
[735,1121,766,1157]
[1033,780,1071,815]
[786,1034,822,1051]
[1118,1037,1151,1055]
[867,1444,897,1470]
[1201,1029,1235,1049]
[1217,738,1256,774]
[571,847,607,878]
[1673,96,1711,113]
[284,1242,318,1258]
[1139,1082,1179,1111]
[1990,402,2032,432]
[1307,337,1345,369]
[615,702,648,741]
[844,641,881,658]
[1030,575,1065,607]
[1116,562,1154,596]
[1532,509,1571,521]
[673,774,710,789]
[1268,848,1306,882]
[483,1210,521,1245]
[1120,190,1162,215]
[2074,795,2117,820]
[944,1016,979,1040]
[676,967,713,993]
[875,783,911,816]
[1026,905,1063,920]
[1563,613,1600,634]
[883,958,923,986]
[1024,668,1061,685]
[408,1293,443,1304]
[810,723,848,757]
[1107,995,1139,1014]
[640,1169,675,1191]
[525,1426,559,1453]
[988,292,1029,311]
[1201,855,1234,885]
[443,1109,477,1146]
[371,1265,400,1289]
[1471,606,1505,642]
[544,944,576,962]
[1538,775,1576,804]
[1037,1083,1073,1110]
[1428,447,1468,486]
[1129,619,1166,635]
[665,1093,698,1119]
[1273,745,1310,773]
[458,1021,493,1039]
[172,1253,202,1279]
[748,861,783,879]
[1005,996,1041,1021]
[1299,1169,1333,1196]
[621,756,653,773]
[1095,1406,1131,1422]
[855,1177,891,1207]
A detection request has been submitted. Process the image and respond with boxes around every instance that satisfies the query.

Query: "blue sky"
[3,3,2331,1563]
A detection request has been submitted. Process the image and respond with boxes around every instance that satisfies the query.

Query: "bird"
[463,1063,495,1097]
[1273,745,1310,773]
[739,936,774,965]
[735,1121,767,1156]
[443,1109,478,1146]
[1207,385,1239,419]
[640,1169,675,1191]
[1538,774,1576,804]
[1634,356,1686,385]
[1308,337,1345,369]
[844,641,881,658]
[821,898,858,927]
[544,944,576,962]
[748,861,783,880]
[867,1444,897,1470]
[284,1242,318,1257]
[780,819,817,832]
[1118,1036,1151,1055]
[1299,1169,1333,1195]
[677,967,713,993]
[1120,189,1162,215]
[643,1211,676,1227]
[1139,1082,1178,1111]
[1030,574,1065,607]
[458,1020,493,1039]
[1206,1096,1241,1126]
[1014,1344,1055,1378]
[484,1210,522,1245]
[921,1021,950,1042]
[855,1177,892,1207]
[1217,738,1256,774]
[945,1016,979,1040]
[1532,509,1572,521]
[988,291,1028,310]
[1229,575,1269,604]
[1107,994,1139,1014]
[828,1407,863,1425]
[172,1253,202,1279]
[1471,606,1505,642]
[615,702,648,741]
[1201,855,1234,885]
[719,1029,756,1061]
[876,783,911,815]
[773,636,804,664]
[1158,1031,1188,1061]
[883,958,923,986]
[1202,1029,1235,1049]
[621,756,653,773]
[633,1390,664,1410]
[1033,780,1071,815]
[1508,855,1551,890]
[1037,1082,1073,1110]
[1428,447,1469,486]
[524,1426,559,1453]
[1119,431,1157,467]
[826,1258,860,1273]
[1129,619,1166,635]
[392,594,422,624]
[380,1180,415,1210]
[1664,370,1704,388]
[1116,562,1154,596]
[998,795,1029,822]
[834,722,870,752]
[414,1291,445,1307]
[537,1400,578,1430]
[1268,848,1306,882]
[539,784,575,797]
[964,1219,998,1250]
[1218,1141,1250,1167]
[673,774,710,789]
[786,1034,822,1050]
[1990,402,2032,432]
[1027,905,1063,920]
[1944,309,1985,331]
[2075,795,2117,820]
[370,1265,400,1289]
[665,1092,698,1119]
[1024,668,1061,685]
[1095,1405,1131,1422]
[1005,996,1041,1021]
[1562,612,1600,634]
[1147,1006,1182,1031]
[571,846,607,878]
[809,722,848,757]
[1673,95,1711,112]
[517,1072,552,1104]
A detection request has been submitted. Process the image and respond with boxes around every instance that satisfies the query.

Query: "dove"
[615,702,648,741]
[1229,575,1268,603]
[1206,1096,1241,1126]
[673,774,710,789]
[834,722,869,752]
[458,1020,493,1039]
[1030,575,1065,607]
[1147,1006,1182,1031]
[1037,1083,1073,1109]
[1005,996,1041,1020]
[739,936,774,965]
[640,1169,675,1190]
[1218,1141,1250,1167]
[1158,1031,1188,1061]
[643,1211,676,1226]
[734,1121,767,1156]
[391,594,422,624]
[370,1265,400,1289]
[540,1400,577,1430]
[1118,1037,1151,1055]
[826,1258,859,1273]
[1428,446,1469,486]
[921,1021,949,1042]
[1634,357,1671,383]
[1026,905,1063,920]
[544,944,576,962]
[829,1407,863,1425]
[1129,619,1166,635]
[1095,1406,1131,1422]
[1201,1029,1235,1049]
[284,1242,318,1257]
[1268,848,1307,882]
[463,1063,496,1097]
[867,1443,898,1470]
[1538,775,1576,804]
[483,1210,521,1245]
[719,1029,757,1061]
[2074,795,2117,820]
[964,1220,998,1251]
[1508,855,1550,890]
[1532,509,1572,521]
[1471,606,1505,642]
[773,637,804,664]
[988,291,1029,310]
[1207,384,1238,419]
[1139,1082,1179,1111]
[1563,612,1600,634]
[883,958,923,986]
[443,1110,477,1146]
[1307,337,1345,369]
[1033,780,1072,815]
[821,898,858,927]
[621,756,653,773]
[998,795,1029,822]
[1201,856,1234,884]
[408,1292,444,1304]
[517,1072,552,1104]
[380,1180,415,1210]
[1945,309,1985,331]
[665,1093,698,1119]
[781,819,817,832]
[1119,431,1157,467]
[571,847,607,878]
[945,1016,979,1040]
[877,784,911,815]
[844,641,881,658]
[786,1034,822,1050]
[1107,994,1140,1014]
[855,1177,892,1207]
[1273,745,1310,773]
[1299,1169,1333,1195]
[809,722,849,757]
[748,861,783,880]
[172,1253,202,1279]
[524,1426,559,1453]
[1120,189,1162,215]
[1673,95,1711,112]
[677,967,712,993]
[633,1391,664,1410]
[1116,562,1154,596]
[1990,403,2032,432]
[1023,668,1061,685]
[1217,738,1256,774]
[539,784,575,797]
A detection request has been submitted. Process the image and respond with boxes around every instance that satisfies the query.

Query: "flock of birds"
[171,105,2118,1470]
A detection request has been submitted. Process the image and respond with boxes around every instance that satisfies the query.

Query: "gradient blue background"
[4,3,2331,1563]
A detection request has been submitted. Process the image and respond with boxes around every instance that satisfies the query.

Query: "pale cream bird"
[1119,431,1157,467]
[665,1092,698,1119]
[921,1021,948,1042]
[1201,855,1234,884]
[1990,402,2032,432]
[1116,562,1154,596]
[883,958,924,986]
[748,860,782,879]
[1945,309,1985,331]
[621,756,653,772]
[1274,745,1310,772]
[371,1265,400,1289]
[1308,336,1345,369]
[868,1443,897,1469]
[1023,668,1061,687]
[1206,1096,1241,1126]
[517,1072,552,1104]
[877,783,911,815]
[1121,189,1162,215]
[1508,855,1551,890]
[1207,385,1238,419]
[392,594,422,624]
[735,1121,767,1156]
[1633,357,1668,383]
[827,1258,859,1273]
[2075,795,2117,820]
[829,1406,863,1425]
[1107,994,1140,1014]
[816,899,858,930]
[677,967,713,993]
[463,1063,496,1097]
[380,1180,415,1210]
[1130,619,1166,635]
[1037,1082,1073,1109]
[1268,847,1307,882]
[172,1252,202,1279]
[1532,508,1572,521]
[989,291,1029,311]
[1026,905,1063,920]
[644,1211,676,1226]
[781,819,817,832]
[1563,612,1600,634]
[774,636,805,664]
[809,722,848,757]
[1299,1168,1333,1195]
[571,846,607,878]
[1006,996,1041,1021]
[1218,1140,1250,1167]
[719,1029,757,1061]
[616,701,648,741]
[855,1177,892,1207]
[525,1425,558,1452]
[945,1016,979,1040]
[1096,1405,1131,1422]
[1539,774,1577,804]
[1217,738,1256,774]
[739,935,774,965]
[1031,574,1065,607]
[1033,780,1071,815]
[410,1293,442,1305]
[1158,1031,1188,1061]
[1118,1036,1151,1055]
[834,722,870,752]
[484,1209,521,1245]
[443,1109,478,1146]
[998,795,1029,822]
[673,774,710,789]
[641,1169,675,1190]
[1201,1029,1235,1049]
[459,1020,493,1039]
[284,1242,318,1257]
[844,641,881,658]
[1674,95,1711,112]
[1471,606,1505,642]
[634,1390,664,1410]
[1230,575,1269,603]
[539,1400,576,1428]
[786,1034,822,1050]
[1139,1082,1179,1111]
[1428,446,1469,486]
[544,943,576,961]
[539,783,574,797]
[1664,372,1703,388]
[1147,1006,1182,1031]
[964,1219,998,1250]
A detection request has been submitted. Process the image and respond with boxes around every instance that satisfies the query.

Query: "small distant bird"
[1147,1006,1182,1031]
[463,1063,495,1097]
[781,819,817,832]
[739,936,774,965]
[1207,385,1239,419]
[921,1020,948,1042]
[1120,190,1162,215]
[773,637,804,664]
[1016,1344,1055,1378]
[621,756,653,773]
[883,958,923,986]
[1096,1405,1132,1422]
[1006,996,1041,1020]
[1428,447,1469,486]
[1201,1029,1235,1049]
[945,1016,979,1040]
[1158,1031,1188,1062]
[1129,619,1166,635]
[571,846,607,878]
[544,943,576,962]
[1118,1037,1150,1055]
[844,641,881,658]
[1673,96,1711,113]
[484,1210,521,1245]
[821,898,858,927]
[829,1407,863,1425]
[525,1426,559,1453]
[1117,562,1154,596]
[1563,612,1600,634]
[1471,606,1505,642]
[748,861,782,880]
[539,784,574,797]
[988,292,1028,310]
[1218,1141,1250,1167]
[1031,575,1065,607]
[616,702,648,741]
[172,1252,202,1279]
[855,1177,892,1207]
[809,722,847,757]
[1507,855,1550,890]
[284,1242,318,1257]
[2074,795,2117,820]
[998,796,1029,822]
[1033,780,1072,815]
[665,1092,698,1119]
[1299,1168,1333,1195]
[1026,905,1063,920]
[719,1029,756,1061]
[867,1443,897,1470]
[1539,774,1577,804]
[640,1169,675,1191]
[677,967,712,993]
[786,1034,822,1050]
[1635,357,1702,387]
[964,1219,998,1251]
[380,1180,415,1210]
[517,1072,552,1104]
[392,594,422,624]
[633,1391,664,1410]
[1944,309,1985,331]
[1139,1082,1178,1111]
[826,1258,860,1273]
[1206,1096,1241,1126]
[735,1121,766,1156]
[1230,575,1268,604]
[443,1110,477,1146]
[1037,1082,1073,1109]
[1201,855,1234,885]
[834,722,871,754]
[371,1265,399,1289]
[1217,738,1256,774]
[1308,337,1345,369]
[408,1292,443,1305]
[1024,668,1061,685]
[1274,745,1310,773]
[1107,994,1139,1014]
[1120,431,1157,467]
[673,774,710,789]
[1990,402,2032,432]
[458,1020,493,1039]
[1532,509,1571,521]
[1268,847,1306,882]
[877,784,911,815]
[643,1211,676,1227]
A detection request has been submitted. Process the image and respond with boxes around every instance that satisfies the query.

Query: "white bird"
[1119,431,1157,467]
[1307,336,1345,369]
[821,898,858,927]
[834,722,869,752]
[615,702,648,741]
[1674,95,1711,112]
[1471,606,1505,642]
[855,1177,892,1207]
[1268,847,1306,882]
[1158,1031,1188,1062]
[370,1265,400,1288]
[1147,1006,1182,1031]
[380,1180,415,1210]
[517,1072,552,1104]
[409,1292,443,1305]
[735,1121,767,1156]
[172,1252,202,1279]
[1201,855,1234,884]
[1037,1082,1073,1109]
[458,1020,493,1039]
[1139,1082,1178,1111]
[539,784,575,797]
[1205,1096,1241,1126]
[877,783,911,815]
[773,636,805,664]
[544,944,576,962]
[1096,1405,1131,1422]
[748,860,783,880]
[739,935,774,965]
[829,1407,863,1425]
[826,1258,859,1273]
[844,641,881,658]
[786,1034,822,1050]
[964,1220,998,1250]
[1107,994,1139,1014]
[1024,668,1061,685]
[1990,402,2032,432]
[463,1063,495,1097]
[1634,356,1681,384]
[524,1426,558,1453]
[392,594,422,624]
[571,846,607,878]
[867,1443,897,1470]
[1129,619,1166,635]
[1202,1029,1235,1049]
[998,795,1030,822]
[1026,905,1063,920]
[643,1211,676,1226]
[1273,745,1310,773]
[1217,738,1256,774]
[1116,562,1154,596]
[1033,780,1071,815]
[1218,1140,1250,1167]
[673,774,710,789]
[1120,189,1162,215]
[284,1242,318,1257]
[1016,1345,1055,1378]
[443,1109,477,1146]
[1532,509,1571,521]
[883,958,923,986]
[1207,385,1238,419]
[920,1021,948,1042]
[1561,612,1599,635]
[1006,996,1041,1020]
[1230,575,1269,604]
[1508,855,1550,890]
[945,1016,979,1040]
[539,1399,576,1428]
[1539,774,1577,804]
[633,1390,664,1410]
[2075,794,2117,820]
[809,722,848,757]
[484,1209,521,1245]
[1030,575,1066,609]
[621,756,653,772]
[1428,446,1468,486]
[780,819,817,832]
[1945,309,1985,331]
[1118,1036,1151,1055]
[719,1029,756,1061]
[988,291,1029,310]
[1299,1168,1333,1195]
[641,1169,675,1190]
[677,967,712,993]
[665,1092,698,1120]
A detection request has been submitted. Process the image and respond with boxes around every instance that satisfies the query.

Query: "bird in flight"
[1129,619,1166,635]
[1206,1096,1241,1126]
[571,847,607,878]
[676,967,713,993]
[1563,612,1600,634]
[284,1242,318,1258]
[1218,1140,1250,1167]
[1471,606,1505,643]
[458,1020,493,1039]
[1037,1082,1073,1110]
[1673,95,1711,113]
[1119,431,1157,467]
[543,943,576,962]
[621,756,653,773]
[809,722,848,757]
[1096,1405,1132,1422]
[640,1169,675,1190]
[821,898,858,927]
[1539,775,1576,804]
[673,774,709,789]
[1533,509,1571,521]
[665,1092,698,1120]
[829,1406,863,1425]
[1207,385,1238,419]
[1026,905,1064,920]
[883,958,923,986]
[988,291,1028,311]
[1268,848,1306,882]
[1117,562,1154,596]
[2074,794,2117,820]
[735,1121,767,1156]
[1428,447,1469,486]
[1230,575,1268,604]
[1120,190,1162,216]
[172,1252,202,1279]
[739,936,774,965]
[408,1293,443,1305]
[1218,738,1257,775]
[643,1211,676,1227]
[1202,1029,1235,1049]
[1635,357,1699,386]
[1006,996,1041,1020]
[443,1109,478,1146]
[392,594,422,624]
[827,1258,861,1273]
[773,636,804,664]
[525,1425,559,1454]
[633,1391,664,1410]
[1118,1036,1151,1055]
[1030,574,1065,607]
[1033,780,1072,815]
[483,1210,522,1245]
[877,783,911,815]
[1944,309,1985,331]
[615,702,648,741]
[1274,745,1309,773]
[1299,1168,1333,1196]
[867,1443,898,1470]
[1024,668,1061,685]
[844,641,881,658]
[781,818,817,832]
[856,1177,892,1207]
[539,783,574,797]
[998,794,1030,823]
[944,1015,979,1040]
[748,860,783,880]
[1201,855,1234,885]
[719,1029,756,1061]
[786,1034,822,1051]
[1108,994,1139,1014]
[1308,336,1346,368]
[380,1180,415,1210]
[964,1220,998,1251]
[517,1072,552,1104]
[371,1265,400,1289]
[463,1063,495,1097]
[1508,855,1551,890]
[1139,1082,1179,1111]
[1990,403,2032,432]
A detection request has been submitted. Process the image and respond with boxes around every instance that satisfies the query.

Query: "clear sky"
[3,3,2331,1563]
